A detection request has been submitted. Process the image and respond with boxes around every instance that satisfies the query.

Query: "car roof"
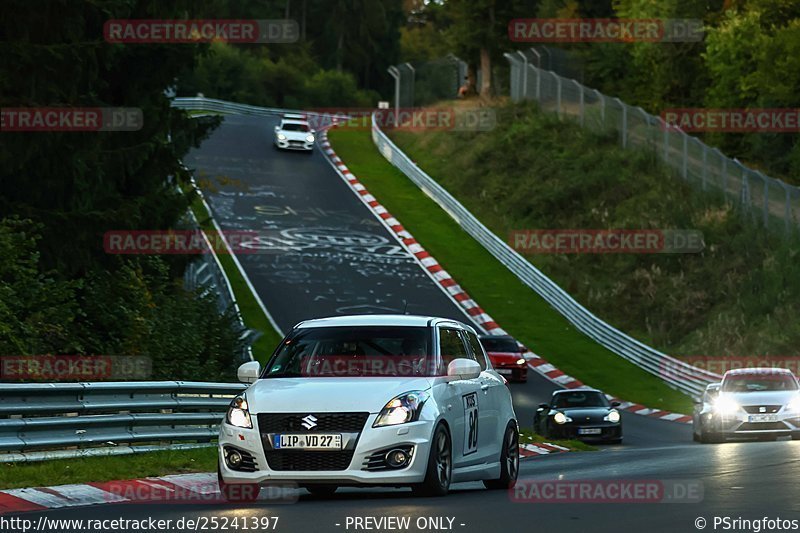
[280,119,309,126]
[552,387,603,395]
[294,314,475,331]
[724,367,795,376]
[282,113,306,119]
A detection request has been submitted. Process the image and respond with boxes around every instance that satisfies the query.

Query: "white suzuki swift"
[218,315,519,499]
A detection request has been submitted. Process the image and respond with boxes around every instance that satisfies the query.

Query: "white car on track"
[693,368,800,443]
[273,114,315,151]
[217,315,519,499]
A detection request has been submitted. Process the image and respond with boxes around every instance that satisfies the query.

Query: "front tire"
[484,422,519,490]
[218,465,260,503]
[413,423,452,497]
[699,428,721,444]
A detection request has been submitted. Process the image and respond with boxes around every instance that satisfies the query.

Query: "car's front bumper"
[218,413,434,486]
[274,137,314,151]
[698,410,800,438]
[548,422,622,441]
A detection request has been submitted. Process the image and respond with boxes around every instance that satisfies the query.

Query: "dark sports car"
[534,388,623,443]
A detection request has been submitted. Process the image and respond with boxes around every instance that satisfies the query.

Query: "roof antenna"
[402,300,409,315]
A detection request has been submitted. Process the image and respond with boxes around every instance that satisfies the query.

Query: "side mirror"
[446,358,481,381]
[274,125,280,132]
[237,361,261,384]
[611,401,621,408]
[537,403,549,410]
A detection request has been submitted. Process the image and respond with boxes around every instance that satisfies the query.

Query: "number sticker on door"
[463,392,479,455]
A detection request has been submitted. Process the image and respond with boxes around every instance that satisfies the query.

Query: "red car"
[479,335,528,383]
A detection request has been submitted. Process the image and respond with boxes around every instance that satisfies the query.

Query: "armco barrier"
[0,381,245,462]
[369,116,721,398]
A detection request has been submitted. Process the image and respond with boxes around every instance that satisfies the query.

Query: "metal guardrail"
[370,117,721,398]
[0,381,245,462]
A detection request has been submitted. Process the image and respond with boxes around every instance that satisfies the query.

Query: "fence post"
[663,121,669,161]
[405,63,415,107]
[700,143,707,190]
[722,156,729,203]
[760,172,769,228]
[785,184,792,235]
[517,51,528,97]
[595,90,604,124]
[682,133,688,180]
[573,80,584,126]
[613,98,626,148]
[554,73,562,118]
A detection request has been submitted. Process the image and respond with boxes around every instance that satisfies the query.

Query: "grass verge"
[519,429,597,452]
[327,127,693,414]
[188,192,283,362]
[0,447,217,490]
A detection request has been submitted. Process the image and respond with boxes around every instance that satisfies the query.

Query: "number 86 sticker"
[463,392,478,455]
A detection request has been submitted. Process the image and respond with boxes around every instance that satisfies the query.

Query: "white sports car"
[693,368,800,443]
[217,315,519,499]
[273,115,315,151]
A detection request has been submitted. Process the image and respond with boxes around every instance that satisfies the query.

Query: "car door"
[463,329,503,462]
[437,326,482,466]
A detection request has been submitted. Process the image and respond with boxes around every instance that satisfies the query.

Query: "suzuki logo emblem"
[759,406,766,413]
[301,415,318,429]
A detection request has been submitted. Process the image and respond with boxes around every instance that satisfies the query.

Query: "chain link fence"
[505,48,800,237]
[389,55,468,108]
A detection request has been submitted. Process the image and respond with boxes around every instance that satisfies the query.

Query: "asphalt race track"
[183,115,474,332]
[14,115,800,532]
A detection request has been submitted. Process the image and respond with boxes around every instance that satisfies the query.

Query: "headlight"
[553,412,571,425]
[373,391,429,427]
[712,396,740,415]
[604,410,621,423]
[305,134,315,143]
[277,133,286,140]
[226,395,252,429]
[516,358,526,365]
[786,396,800,412]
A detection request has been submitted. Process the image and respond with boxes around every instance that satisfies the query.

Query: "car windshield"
[281,122,309,132]
[479,337,518,353]
[263,326,436,378]
[552,391,609,409]
[721,373,798,392]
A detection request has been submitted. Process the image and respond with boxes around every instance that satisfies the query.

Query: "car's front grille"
[257,413,369,433]
[264,450,355,471]
[737,422,789,431]
[742,405,782,414]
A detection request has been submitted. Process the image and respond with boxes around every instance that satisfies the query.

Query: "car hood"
[555,407,615,423]
[487,351,522,362]
[720,390,799,406]
[245,377,433,414]
[277,129,312,141]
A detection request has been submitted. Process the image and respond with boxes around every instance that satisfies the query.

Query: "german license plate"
[273,434,342,450]
[578,428,602,435]
[748,414,778,423]
[497,369,512,375]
